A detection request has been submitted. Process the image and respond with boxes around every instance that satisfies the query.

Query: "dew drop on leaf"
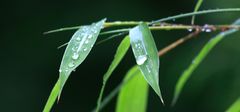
[136,55,147,65]
[85,40,89,44]
[188,28,193,32]
[88,35,93,39]
[205,29,212,32]
[76,37,81,41]
[57,18,106,105]
[68,62,75,68]
[72,53,79,60]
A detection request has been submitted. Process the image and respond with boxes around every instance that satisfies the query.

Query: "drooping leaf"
[116,66,149,112]
[43,80,60,112]
[226,98,240,112]
[95,36,131,112]
[59,18,106,97]
[172,19,240,106]
[129,23,164,103]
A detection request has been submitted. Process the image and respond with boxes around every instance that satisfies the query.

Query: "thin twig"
[158,30,200,56]
[150,8,240,25]
[44,8,240,34]
[99,24,240,36]
[103,21,144,28]
[96,32,127,45]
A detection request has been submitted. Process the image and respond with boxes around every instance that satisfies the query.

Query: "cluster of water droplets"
[133,42,148,65]
[201,24,212,32]
[59,22,102,73]
[133,42,153,74]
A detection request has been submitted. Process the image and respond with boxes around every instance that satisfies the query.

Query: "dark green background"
[0,0,240,111]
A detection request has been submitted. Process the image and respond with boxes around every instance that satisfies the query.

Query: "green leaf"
[95,36,131,112]
[43,19,106,112]
[191,0,204,24]
[59,18,106,97]
[172,19,240,106]
[226,98,240,112]
[129,23,164,103]
[43,80,60,112]
[116,66,149,112]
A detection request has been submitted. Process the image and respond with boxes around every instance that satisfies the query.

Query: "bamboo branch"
[158,31,200,56]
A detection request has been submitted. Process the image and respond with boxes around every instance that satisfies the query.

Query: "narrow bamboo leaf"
[116,66,149,112]
[100,28,130,35]
[226,98,240,112]
[43,19,106,112]
[43,80,60,112]
[129,23,164,103]
[172,19,240,106]
[103,36,130,81]
[95,36,131,112]
[191,0,204,24]
[59,18,106,97]
[96,32,127,45]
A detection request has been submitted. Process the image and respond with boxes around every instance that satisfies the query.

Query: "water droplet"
[202,24,212,32]
[72,47,77,51]
[83,48,87,51]
[136,55,147,65]
[205,29,212,32]
[59,69,62,73]
[68,62,75,68]
[146,65,151,73]
[88,35,93,39]
[85,40,89,44]
[65,69,69,72]
[72,53,79,60]
[82,27,88,32]
[76,37,81,41]
[188,28,193,32]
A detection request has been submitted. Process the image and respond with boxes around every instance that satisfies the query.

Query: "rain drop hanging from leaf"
[129,22,164,104]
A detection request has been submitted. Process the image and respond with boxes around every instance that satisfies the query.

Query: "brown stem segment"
[158,30,200,56]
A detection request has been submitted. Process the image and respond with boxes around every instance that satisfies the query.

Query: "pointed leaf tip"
[129,22,164,104]
[95,36,130,112]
